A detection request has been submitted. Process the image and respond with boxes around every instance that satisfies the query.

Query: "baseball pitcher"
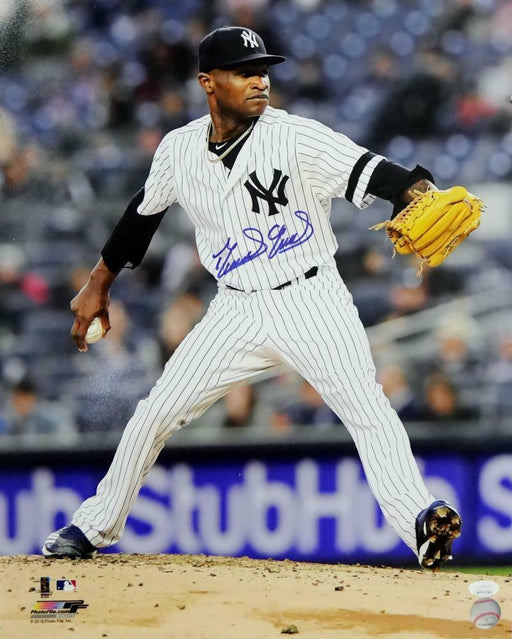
[43,27,482,570]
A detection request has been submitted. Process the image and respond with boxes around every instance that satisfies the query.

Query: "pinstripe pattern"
[66,106,437,558]
[71,265,433,551]
[136,107,384,292]
[259,266,433,548]
[72,291,281,546]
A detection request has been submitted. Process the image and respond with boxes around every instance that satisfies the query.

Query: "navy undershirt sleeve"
[367,161,435,217]
[101,188,167,273]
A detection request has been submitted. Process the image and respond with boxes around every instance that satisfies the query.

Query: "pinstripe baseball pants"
[72,262,434,551]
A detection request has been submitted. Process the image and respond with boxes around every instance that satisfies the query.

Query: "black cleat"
[416,500,461,571]
[42,525,98,559]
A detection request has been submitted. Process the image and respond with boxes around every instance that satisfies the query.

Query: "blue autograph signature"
[212,210,314,278]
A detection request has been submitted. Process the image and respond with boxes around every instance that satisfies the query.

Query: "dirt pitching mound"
[0,554,509,638]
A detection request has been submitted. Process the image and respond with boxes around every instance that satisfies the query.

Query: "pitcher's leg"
[71,293,278,547]
[264,275,434,551]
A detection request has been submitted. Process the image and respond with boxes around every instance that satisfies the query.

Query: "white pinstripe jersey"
[138,106,385,291]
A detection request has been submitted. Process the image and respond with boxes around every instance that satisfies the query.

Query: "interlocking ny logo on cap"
[241,30,258,48]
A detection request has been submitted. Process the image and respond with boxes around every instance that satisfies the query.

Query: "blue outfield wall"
[1,447,512,565]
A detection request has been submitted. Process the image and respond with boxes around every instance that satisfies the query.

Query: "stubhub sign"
[1,454,512,563]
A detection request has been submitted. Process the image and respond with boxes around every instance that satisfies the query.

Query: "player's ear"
[198,72,214,94]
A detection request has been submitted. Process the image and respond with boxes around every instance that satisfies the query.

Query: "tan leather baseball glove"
[372,186,483,272]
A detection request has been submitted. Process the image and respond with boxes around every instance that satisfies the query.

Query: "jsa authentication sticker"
[468,580,499,597]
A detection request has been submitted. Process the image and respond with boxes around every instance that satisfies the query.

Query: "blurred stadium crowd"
[1,0,512,446]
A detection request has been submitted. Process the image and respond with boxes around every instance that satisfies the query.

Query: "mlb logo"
[56,579,77,591]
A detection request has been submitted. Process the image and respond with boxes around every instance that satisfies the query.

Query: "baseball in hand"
[85,317,106,344]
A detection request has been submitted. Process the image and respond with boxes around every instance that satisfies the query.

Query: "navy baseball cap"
[198,26,286,72]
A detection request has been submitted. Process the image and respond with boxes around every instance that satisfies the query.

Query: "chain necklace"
[206,121,255,163]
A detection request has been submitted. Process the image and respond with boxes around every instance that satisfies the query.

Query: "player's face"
[206,63,270,119]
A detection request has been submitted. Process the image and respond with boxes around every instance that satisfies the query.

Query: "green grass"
[445,566,512,576]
